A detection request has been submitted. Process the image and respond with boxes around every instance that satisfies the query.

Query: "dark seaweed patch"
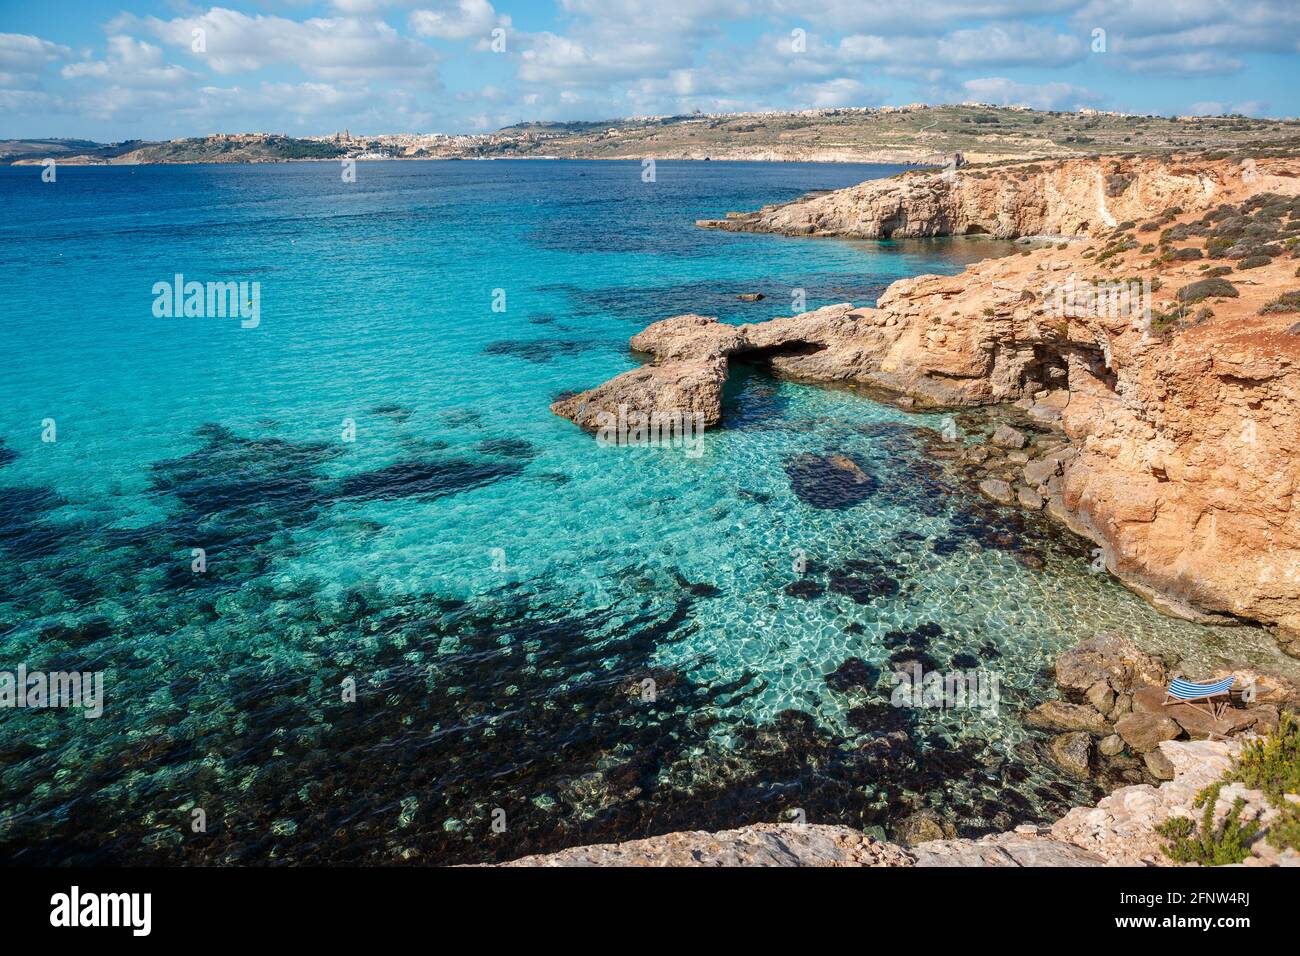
[824,657,879,693]
[0,485,66,556]
[368,403,414,423]
[784,453,878,509]
[337,458,523,501]
[484,338,601,364]
[477,438,540,460]
[439,409,483,428]
[784,579,823,599]
[671,570,721,599]
[827,558,901,605]
[884,622,944,651]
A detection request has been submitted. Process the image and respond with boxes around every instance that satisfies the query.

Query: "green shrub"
[1157,783,1259,866]
[1177,278,1238,303]
[1261,291,1300,314]
[1231,712,1300,797]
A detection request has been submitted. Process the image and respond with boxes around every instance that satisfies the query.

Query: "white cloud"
[63,36,196,88]
[1073,0,1300,74]
[0,32,73,90]
[1121,51,1242,74]
[937,24,1086,66]
[120,7,441,82]
[771,0,1085,34]
[793,78,878,107]
[1188,98,1268,116]
[410,1,509,41]
[961,76,1101,110]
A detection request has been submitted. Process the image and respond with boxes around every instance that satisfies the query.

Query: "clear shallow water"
[0,160,1292,864]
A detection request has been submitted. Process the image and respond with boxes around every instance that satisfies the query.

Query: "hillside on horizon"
[7,104,1298,167]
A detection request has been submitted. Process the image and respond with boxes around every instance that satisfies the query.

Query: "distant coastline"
[7,103,1297,168]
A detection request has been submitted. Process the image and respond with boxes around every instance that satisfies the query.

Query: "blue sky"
[2,0,1297,140]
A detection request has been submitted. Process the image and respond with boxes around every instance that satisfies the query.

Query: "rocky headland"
[553,152,1300,651]
[544,149,1300,866]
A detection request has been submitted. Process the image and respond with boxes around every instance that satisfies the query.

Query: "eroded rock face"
[697,156,1231,240]
[554,153,1300,641]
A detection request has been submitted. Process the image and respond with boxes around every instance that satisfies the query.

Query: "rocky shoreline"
[537,149,1300,866]
[498,636,1298,867]
[554,152,1300,652]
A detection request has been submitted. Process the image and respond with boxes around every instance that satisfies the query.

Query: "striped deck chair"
[1164,675,1235,720]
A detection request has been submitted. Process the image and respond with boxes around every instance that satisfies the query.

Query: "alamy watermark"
[1,666,104,719]
[593,404,705,458]
[152,274,261,329]
[891,663,1000,717]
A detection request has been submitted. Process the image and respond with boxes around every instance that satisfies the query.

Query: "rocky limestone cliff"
[554,153,1300,646]
[697,155,1234,240]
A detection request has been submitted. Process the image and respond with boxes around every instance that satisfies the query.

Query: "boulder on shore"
[1055,633,1167,695]
[1024,700,1112,735]
[979,478,1014,505]
[991,424,1028,449]
[1115,711,1183,753]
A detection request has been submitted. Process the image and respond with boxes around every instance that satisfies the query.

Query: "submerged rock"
[784,453,879,510]
[991,425,1028,449]
[1050,732,1093,779]
[893,809,956,846]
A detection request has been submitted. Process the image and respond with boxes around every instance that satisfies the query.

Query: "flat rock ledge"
[493,823,914,867]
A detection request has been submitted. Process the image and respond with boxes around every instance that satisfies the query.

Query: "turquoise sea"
[0,159,1289,864]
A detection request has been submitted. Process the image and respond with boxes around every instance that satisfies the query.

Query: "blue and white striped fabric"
[1168,676,1235,699]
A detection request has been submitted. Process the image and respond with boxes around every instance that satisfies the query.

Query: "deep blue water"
[0,160,1279,864]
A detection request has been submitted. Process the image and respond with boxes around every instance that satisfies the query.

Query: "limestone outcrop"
[697,155,1240,240]
[553,153,1300,644]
